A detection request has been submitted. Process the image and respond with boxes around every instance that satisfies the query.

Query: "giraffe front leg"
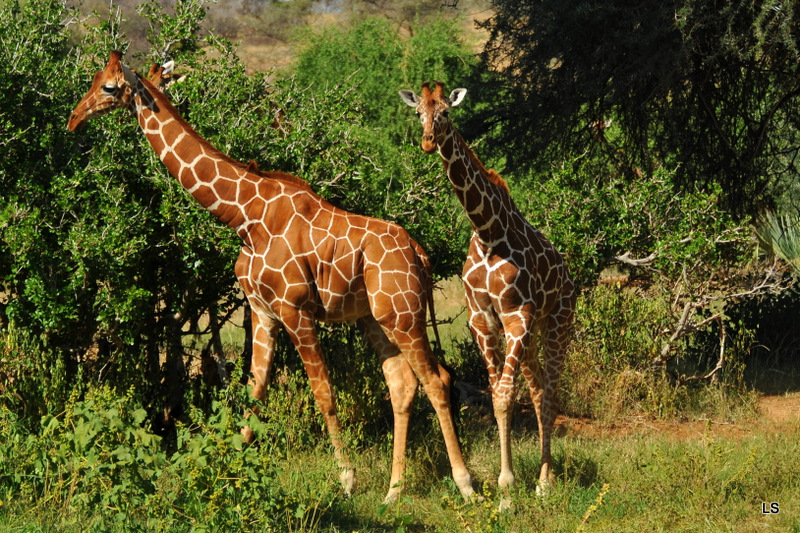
[493,374,517,492]
[494,322,534,495]
[467,308,514,488]
[530,315,571,494]
[287,312,356,496]
[242,308,280,443]
[467,306,504,391]
[520,348,551,492]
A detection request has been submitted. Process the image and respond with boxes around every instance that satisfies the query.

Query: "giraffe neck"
[437,126,515,247]
[128,73,265,229]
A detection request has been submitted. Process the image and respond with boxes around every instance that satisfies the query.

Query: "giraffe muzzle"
[67,112,85,131]
[421,133,437,153]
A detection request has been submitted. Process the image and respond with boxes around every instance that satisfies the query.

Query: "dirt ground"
[553,395,800,441]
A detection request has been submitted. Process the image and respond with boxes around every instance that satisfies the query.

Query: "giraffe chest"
[461,234,565,320]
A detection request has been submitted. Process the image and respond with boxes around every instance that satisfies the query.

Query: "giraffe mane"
[486,168,509,192]
[138,74,318,197]
[237,163,317,194]
[452,129,510,193]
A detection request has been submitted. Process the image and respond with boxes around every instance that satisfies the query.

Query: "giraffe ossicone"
[68,51,476,503]
[401,81,576,497]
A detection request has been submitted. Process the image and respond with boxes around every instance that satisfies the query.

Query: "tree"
[292,16,479,275]
[477,0,800,216]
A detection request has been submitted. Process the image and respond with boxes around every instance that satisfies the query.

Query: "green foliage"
[756,209,800,272]
[295,16,475,127]
[292,16,477,274]
[562,283,672,419]
[515,164,749,289]
[0,322,75,424]
[4,393,799,531]
[0,383,310,531]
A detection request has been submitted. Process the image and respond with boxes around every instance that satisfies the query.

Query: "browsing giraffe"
[67,51,476,503]
[401,82,576,496]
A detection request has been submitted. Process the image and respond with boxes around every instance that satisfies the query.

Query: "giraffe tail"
[410,239,463,431]
[410,239,444,363]
[427,276,444,363]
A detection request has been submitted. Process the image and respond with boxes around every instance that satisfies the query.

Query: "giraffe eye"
[102,84,118,94]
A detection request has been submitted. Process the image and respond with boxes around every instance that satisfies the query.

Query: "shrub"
[0,383,311,532]
[562,282,672,419]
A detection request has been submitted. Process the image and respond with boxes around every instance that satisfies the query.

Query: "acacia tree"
[477,0,800,216]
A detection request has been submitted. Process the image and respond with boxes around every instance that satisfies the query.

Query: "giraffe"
[400,82,576,497]
[67,51,476,503]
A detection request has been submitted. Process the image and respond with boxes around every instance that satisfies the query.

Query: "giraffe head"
[399,81,466,153]
[67,50,139,131]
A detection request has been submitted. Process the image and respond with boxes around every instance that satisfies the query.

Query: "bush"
[529,164,770,419]
[0,383,315,532]
[562,283,671,419]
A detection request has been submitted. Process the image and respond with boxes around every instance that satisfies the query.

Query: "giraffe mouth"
[67,112,87,132]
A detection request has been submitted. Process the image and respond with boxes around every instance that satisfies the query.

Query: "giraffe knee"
[492,389,514,414]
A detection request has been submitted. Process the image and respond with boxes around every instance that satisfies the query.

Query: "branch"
[654,259,789,370]
[656,300,701,366]
[700,263,791,304]
[615,251,657,267]
[676,318,726,386]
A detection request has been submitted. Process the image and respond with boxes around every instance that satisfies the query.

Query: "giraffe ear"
[399,90,421,107]
[449,88,467,107]
[160,60,175,76]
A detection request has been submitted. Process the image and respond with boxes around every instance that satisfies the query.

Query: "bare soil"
[553,394,800,441]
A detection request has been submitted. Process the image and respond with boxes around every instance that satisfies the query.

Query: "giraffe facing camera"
[401,81,576,502]
[68,51,477,504]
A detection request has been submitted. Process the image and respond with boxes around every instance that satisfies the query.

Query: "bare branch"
[677,318,726,386]
[615,251,657,267]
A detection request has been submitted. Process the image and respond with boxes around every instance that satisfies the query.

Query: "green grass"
[270,414,800,532]
[0,386,800,533]
[6,406,797,532]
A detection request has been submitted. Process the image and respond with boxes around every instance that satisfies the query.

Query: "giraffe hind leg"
[361,316,417,503]
[522,315,570,494]
[375,315,475,501]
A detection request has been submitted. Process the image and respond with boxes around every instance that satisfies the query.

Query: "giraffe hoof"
[535,479,553,500]
[340,468,357,497]
[498,497,514,513]
[382,487,401,505]
[469,492,485,504]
